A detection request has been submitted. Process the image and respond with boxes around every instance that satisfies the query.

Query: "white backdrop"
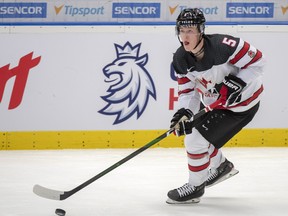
[0,25,287,131]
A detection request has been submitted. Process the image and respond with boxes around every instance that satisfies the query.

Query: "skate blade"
[166,197,201,204]
[206,168,239,188]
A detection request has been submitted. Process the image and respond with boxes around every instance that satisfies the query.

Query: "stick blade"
[33,184,64,200]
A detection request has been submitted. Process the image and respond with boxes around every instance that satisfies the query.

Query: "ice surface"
[0,147,287,216]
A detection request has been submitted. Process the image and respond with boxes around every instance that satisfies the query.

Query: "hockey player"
[167,8,265,204]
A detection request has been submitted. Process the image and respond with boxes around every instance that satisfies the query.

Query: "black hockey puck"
[55,208,66,216]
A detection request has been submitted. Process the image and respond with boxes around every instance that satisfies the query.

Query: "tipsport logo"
[168,5,218,15]
[281,5,288,15]
[99,42,157,125]
[0,52,41,109]
[54,4,104,16]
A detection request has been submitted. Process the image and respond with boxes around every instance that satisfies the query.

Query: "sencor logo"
[112,2,160,18]
[226,2,274,18]
[0,2,46,18]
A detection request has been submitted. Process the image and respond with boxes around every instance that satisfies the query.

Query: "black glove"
[219,74,247,107]
[170,108,193,129]
[174,120,194,136]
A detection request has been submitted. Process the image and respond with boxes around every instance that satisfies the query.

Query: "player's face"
[178,26,201,51]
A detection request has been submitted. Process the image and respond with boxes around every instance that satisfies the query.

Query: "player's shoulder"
[205,33,240,53]
[205,33,240,45]
[204,34,241,64]
[174,46,186,59]
[172,46,195,75]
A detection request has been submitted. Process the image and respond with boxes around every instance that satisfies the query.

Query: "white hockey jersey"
[172,34,266,113]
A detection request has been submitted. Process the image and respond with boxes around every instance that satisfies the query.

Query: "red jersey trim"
[178,77,191,85]
[229,41,250,65]
[241,49,263,69]
[178,88,194,96]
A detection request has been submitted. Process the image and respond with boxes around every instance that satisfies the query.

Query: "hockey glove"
[219,74,247,107]
[174,120,193,136]
[170,108,193,129]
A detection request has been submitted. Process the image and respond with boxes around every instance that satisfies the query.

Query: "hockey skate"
[166,182,205,204]
[206,159,239,188]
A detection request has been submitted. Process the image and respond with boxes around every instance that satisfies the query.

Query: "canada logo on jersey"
[248,50,256,58]
[99,42,157,124]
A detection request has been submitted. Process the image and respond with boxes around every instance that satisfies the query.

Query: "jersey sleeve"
[229,38,263,69]
[221,35,265,111]
[228,37,265,83]
[175,73,201,114]
[172,48,201,113]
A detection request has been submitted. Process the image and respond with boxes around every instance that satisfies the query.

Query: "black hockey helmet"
[176,8,206,35]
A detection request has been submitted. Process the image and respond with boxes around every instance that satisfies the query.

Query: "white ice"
[0,147,288,216]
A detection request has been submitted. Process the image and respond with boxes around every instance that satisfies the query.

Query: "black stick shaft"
[60,99,222,200]
[61,130,172,200]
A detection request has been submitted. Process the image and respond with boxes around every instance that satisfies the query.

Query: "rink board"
[1,128,287,150]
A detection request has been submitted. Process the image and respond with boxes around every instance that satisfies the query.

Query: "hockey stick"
[33,99,222,201]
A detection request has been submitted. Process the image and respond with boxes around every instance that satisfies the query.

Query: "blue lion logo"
[99,42,157,124]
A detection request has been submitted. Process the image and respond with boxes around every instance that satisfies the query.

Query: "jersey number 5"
[222,37,236,47]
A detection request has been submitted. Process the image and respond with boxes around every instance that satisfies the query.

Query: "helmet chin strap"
[193,34,203,50]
